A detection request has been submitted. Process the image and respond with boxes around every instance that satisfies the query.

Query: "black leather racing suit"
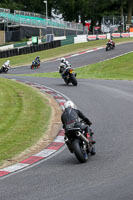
[61,107,92,137]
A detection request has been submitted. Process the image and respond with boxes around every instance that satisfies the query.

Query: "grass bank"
[21,51,133,81]
[0,37,133,68]
[0,78,51,167]
[76,52,133,80]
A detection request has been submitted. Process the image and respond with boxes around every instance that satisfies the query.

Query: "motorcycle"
[0,65,10,73]
[61,66,78,86]
[64,122,95,163]
[106,42,115,51]
[31,61,40,69]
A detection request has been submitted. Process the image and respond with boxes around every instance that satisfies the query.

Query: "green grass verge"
[76,52,133,80]
[0,78,51,166]
[20,51,133,81]
[1,37,133,68]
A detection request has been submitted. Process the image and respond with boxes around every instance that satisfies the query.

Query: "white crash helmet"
[64,101,74,109]
[61,57,66,63]
[7,60,10,64]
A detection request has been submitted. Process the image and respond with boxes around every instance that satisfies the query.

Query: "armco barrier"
[97,34,107,40]
[87,35,97,41]
[87,32,131,41]
[0,40,61,58]
[121,33,130,38]
[112,33,121,38]
[61,38,74,46]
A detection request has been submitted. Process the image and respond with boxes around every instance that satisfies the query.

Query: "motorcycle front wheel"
[64,76,69,85]
[106,46,110,51]
[70,74,78,86]
[72,139,88,163]
[4,68,8,73]
[37,64,40,68]
[31,65,34,69]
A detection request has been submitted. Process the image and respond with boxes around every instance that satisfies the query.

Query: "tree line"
[0,0,133,25]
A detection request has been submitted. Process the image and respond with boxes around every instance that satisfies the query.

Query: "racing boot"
[90,145,96,155]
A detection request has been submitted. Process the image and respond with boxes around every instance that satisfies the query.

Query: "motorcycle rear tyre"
[72,139,88,163]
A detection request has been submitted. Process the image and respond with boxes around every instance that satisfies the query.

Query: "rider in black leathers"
[61,101,96,145]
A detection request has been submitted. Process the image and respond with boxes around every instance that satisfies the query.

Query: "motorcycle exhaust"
[76,132,89,145]
[64,136,68,142]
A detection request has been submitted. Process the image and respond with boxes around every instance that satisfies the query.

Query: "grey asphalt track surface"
[1,42,133,200]
[9,42,133,74]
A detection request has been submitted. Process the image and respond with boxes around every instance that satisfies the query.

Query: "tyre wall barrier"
[0,48,19,58]
[0,40,61,58]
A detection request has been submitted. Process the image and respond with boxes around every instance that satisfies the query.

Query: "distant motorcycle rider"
[35,56,40,65]
[61,101,96,147]
[3,60,10,68]
[0,60,11,73]
[2,60,10,71]
[58,57,71,78]
[108,37,115,47]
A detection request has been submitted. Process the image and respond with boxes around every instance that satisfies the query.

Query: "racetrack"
[9,42,133,74]
[1,42,133,200]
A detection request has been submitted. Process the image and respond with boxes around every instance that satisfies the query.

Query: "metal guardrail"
[0,8,10,13]
[14,10,44,18]
[0,13,83,31]
[0,7,84,32]
[13,10,83,31]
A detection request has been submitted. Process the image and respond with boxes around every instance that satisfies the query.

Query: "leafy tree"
[127,0,133,24]
[109,0,133,24]
[0,0,133,27]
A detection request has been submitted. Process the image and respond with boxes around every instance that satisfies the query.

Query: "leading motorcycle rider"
[61,101,96,154]
[107,37,115,47]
